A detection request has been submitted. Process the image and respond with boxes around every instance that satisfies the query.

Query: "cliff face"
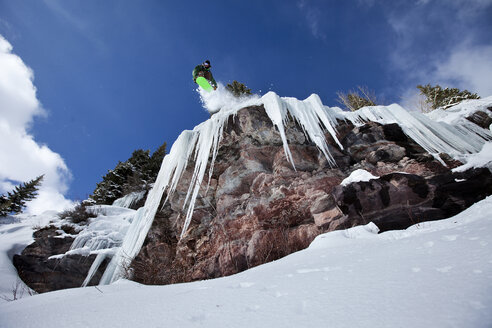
[13,226,109,292]
[130,105,492,284]
[14,96,492,292]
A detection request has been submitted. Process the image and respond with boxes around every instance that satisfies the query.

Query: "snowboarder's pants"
[198,70,213,82]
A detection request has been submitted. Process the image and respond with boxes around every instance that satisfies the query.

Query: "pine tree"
[0,195,12,217]
[417,84,480,110]
[226,80,252,97]
[146,142,167,181]
[90,141,167,205]
[0,175,44,217]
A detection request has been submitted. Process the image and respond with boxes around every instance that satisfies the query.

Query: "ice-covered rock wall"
[99,92,492,284]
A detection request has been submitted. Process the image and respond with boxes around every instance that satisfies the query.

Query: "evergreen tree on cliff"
[90,141,167,205]
[417,84,480,110]
[0,175,44,217]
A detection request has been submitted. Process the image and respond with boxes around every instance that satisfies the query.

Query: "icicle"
[180,114,229,238]
[82,252,109,287]
[280,94,344,167]
[344,104,492,159]
[261,92,296,168]
[112,191,146,208]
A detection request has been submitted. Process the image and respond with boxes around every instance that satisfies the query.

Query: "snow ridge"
[99,92,492,285]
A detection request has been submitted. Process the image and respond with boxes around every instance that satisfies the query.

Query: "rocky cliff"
[14,95,492,292]
[129,105,492,284]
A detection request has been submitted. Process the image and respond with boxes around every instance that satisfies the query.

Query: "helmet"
[203,60,211,68]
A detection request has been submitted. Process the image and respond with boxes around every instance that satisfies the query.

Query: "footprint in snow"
[436,266,453,273]
[296,268,322,274]
[239,282,255,288]
[442,235,458,241]
[246,305,261,312]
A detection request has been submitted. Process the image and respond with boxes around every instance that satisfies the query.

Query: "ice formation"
[426,95,492,127]
[112,191,146,208]
[63,205,135,286]
[96,92,491,285]
[344,104,491,162]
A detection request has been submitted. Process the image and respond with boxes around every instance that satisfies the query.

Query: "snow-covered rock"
[341,169,379,186]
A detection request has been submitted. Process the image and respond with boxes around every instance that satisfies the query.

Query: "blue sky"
[0,0,491,211]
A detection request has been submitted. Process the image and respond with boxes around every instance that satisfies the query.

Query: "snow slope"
[0,212,55,302]
[1,196,491,328]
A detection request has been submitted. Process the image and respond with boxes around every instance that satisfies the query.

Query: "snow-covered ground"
[0,212,55,301]
[1,196,491,327]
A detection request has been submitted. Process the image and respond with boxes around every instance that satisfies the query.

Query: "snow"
[341,169,379,186]
[100,91,492,285]
[426,96,492,127]
[198,82,260,114]
[0,212,56,302]
[1,196,492,327]
[452,143,492,173]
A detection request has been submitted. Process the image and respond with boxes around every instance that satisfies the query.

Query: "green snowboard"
[196,76,213,92]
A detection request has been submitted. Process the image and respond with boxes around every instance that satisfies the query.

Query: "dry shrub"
[124,245,188,285]
[0,279,36,301]
[58,202,97,224]
[250,226,311,267]
[337,86,378,111]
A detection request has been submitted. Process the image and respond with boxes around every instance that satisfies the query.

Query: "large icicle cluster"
[344,104,491,161]
[98,92,492,285]
[262,92,344,167]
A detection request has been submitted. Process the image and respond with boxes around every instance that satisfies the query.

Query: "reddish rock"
[128,106,492,286]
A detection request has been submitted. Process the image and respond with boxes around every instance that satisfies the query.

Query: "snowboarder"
[193,60,217,90]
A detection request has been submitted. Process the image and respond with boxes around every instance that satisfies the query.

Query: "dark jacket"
[192,65,217,88]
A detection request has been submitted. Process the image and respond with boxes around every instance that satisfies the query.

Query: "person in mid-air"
[193,60,217,90]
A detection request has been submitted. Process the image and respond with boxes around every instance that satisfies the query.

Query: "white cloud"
[384,1,492,102]
[435,44,492,97]
[0,34,73,214]
[297,0,326,40]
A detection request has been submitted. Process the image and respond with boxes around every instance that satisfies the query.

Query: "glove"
[213,86,217,90]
